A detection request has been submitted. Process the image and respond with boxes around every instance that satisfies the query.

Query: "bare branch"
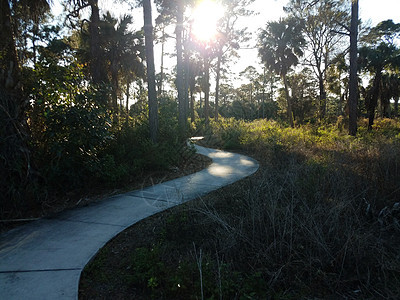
[331,29,350,36]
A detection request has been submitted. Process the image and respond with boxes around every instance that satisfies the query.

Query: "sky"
[51,0,400,87]
[233,0,400,81]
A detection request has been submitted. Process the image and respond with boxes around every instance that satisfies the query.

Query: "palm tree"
[68,0,108,85]
[388,73,400,117]
[102,13,145,114]
[258,17,305,127]
[360,44,400,128]
[359,20,400,130]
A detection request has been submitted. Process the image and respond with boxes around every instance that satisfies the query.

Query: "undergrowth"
[80,118,400,299]
[1,94,189,220]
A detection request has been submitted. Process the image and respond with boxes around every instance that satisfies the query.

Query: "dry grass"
[79,119,400,299]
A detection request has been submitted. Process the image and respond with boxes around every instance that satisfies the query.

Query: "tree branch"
[331,29,350,36]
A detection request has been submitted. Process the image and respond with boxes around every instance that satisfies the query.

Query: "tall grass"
[80,118,400,299]
[195,118,400,297]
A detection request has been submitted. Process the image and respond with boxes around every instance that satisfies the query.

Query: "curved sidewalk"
[0,145,258,299]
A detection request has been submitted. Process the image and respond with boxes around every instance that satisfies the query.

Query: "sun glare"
[191,0,225,42]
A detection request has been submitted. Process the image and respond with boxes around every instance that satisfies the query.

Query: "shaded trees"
[67,0,108,85]
[0,0,51,214]
[101,13,145,113]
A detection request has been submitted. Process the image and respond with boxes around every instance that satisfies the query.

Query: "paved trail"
[0,145,258,299]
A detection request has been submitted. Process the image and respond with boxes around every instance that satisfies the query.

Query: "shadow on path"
[0,145,258,299]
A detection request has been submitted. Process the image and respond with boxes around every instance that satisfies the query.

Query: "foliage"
[284,0,349,119]
[359,19,400,129]
[0,26,182,217]
[258,17,305,127]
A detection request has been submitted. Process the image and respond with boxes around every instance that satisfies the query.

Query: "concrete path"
[0,145,258,299]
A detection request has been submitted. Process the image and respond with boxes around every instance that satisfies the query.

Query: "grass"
[0,145,212,232]
[79,118,400,299]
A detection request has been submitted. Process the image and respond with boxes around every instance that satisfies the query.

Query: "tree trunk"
[367,70,382,130]
[190,89,195,123]
[199,91,202,113]
[382,99,391,118]
[348,0,359,136]
[214,51,222,121]
[204,57,210,125]
[1,0,20,94]
[176,1,186,136]
[0,0,34,213]
[125,79,130,117]
[143,0,158,143]
[262,68,266,118]
[319,76,327,120]
[184,42,190,121]
[158,26,165,96]
[88,0,106,86]
[282,74,294,128]
[394,97,399,117]
[111,58,119,112]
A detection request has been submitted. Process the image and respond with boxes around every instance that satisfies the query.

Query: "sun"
[191,0,225,42]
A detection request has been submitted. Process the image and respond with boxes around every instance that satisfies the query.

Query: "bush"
[0,89,37,217]
[133,119,400,298]
[31,87,112,191]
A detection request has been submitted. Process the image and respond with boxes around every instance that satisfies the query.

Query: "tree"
[101,13,145,114]
[359,19,400,130]
[287,68,318,123]
[0,0,51,213]
[213,0,255,121]
[176,0,186,134]
[326,53,348,116]
[154,15,171,96]
[202,47,211,124]
[348,0,358,135]
[258,17,305,127]
[143,0,159,142]
[154,0,197,135]
[285,0,349,120]
[67,0,108,85]
[380,73,400,117]
[260,67,280,119]
[190,34,218,125]
[239,66,259,117]
[187,58,202,122]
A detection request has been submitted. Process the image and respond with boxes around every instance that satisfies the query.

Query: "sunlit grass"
[81,118,400,299]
